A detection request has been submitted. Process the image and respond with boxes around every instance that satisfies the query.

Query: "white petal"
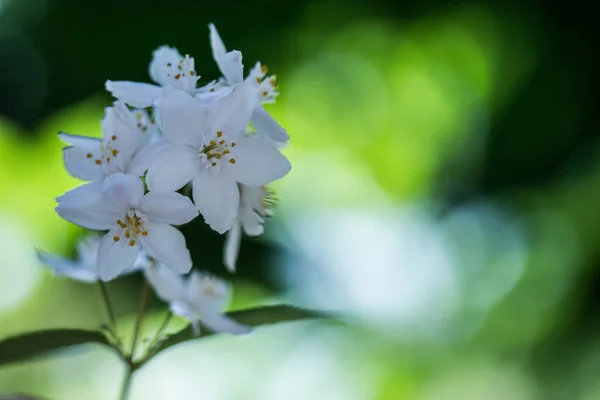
[208,83,256,137]
[55,186,122,230]
[239,205,264,237]
[197,309,251,335]
[145,145,200,192]
[36,250,97,283]
[102,106,140,171]
[220,50,244,85]
[59,132,105,181]
[154,88,206,147]
[105,80,163,108]
[140,191,199,225]
[223,221,242,272]
[208,24,245,85]
[149,46,183,87]
[144,263,186,302]
[102,173,145,209]
[233,136,291,186]
[97,231,140,281]
[251,106,290,145]
[192,170,239,234]
[140,223,192,273]
[128,138,171,176]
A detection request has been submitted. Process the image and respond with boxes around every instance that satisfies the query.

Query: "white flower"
[206,23,290,145]
[36,234,150,283]
[105,46,199,108]
[146,85,291,234]
[224,185,274,272]
[60,102,150,181]
[55,173,199,281]
[145,262,251,335]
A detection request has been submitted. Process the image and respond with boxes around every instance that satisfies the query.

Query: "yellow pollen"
[216,131,223,137]
[231,142,236,147]
[117,219,126,228]
[210,88,215,92]
[261,65,268,73]
[112,135,117,140]
[150,118,156,124]
[106,157,111,162]
[134,227,141,234]
[175,73,181,80]
[141,231,148,236]
[167,62,172,67]
[129,240,136,247]
[223,149,230,154]
[262,91,268,96]
[229,159,236,164]
[210,140,216,146]
[190,70,195,76]
[125,231,131,238]
[137,122,142,128]
[86,153,92,158]
[212,162,217,166]
[219,140,225,145]
[112,149,118,156]
[113,236,120,242]
[215,154,222,159]
[95,159,102,165]
[178,65,182,70]
[256,77,262,83]
[142,126,148,132]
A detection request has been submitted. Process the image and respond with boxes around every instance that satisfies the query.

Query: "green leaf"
[0,329,110,367]
[148,305,325,361]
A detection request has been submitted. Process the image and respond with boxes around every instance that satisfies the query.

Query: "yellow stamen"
[216,131,223,137]
[86,153,92,158]
[129,240,136,247]
[141,231,148,236]
[113,236,120,242]
[112,135,117,140]
[95,159,102,165]
[229,159,236,164]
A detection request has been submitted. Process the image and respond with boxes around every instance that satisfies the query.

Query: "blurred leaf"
[0,395,47,400]
[150,305,326,359]
[0,329,110,367]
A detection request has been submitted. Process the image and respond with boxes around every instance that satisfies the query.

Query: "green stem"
[130,280,151,358]
[147,311,172,351]
[99,281,118,330]
[119,365,133,400]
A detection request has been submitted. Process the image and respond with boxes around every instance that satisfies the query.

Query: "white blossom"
[145,85,291,234]
[145,262,250,335]
[205,23,290,145]
[105,46,199,108]
[36,234,150,283]
[60,102,152,181]
[224,185,274,272]
[55,173,198,281]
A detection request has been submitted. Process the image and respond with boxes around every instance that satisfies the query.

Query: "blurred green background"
[1,0,599,399]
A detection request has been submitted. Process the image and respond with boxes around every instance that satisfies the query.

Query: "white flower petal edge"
[105,80,164,109]
[56,173,197,280]
[36,250,97,283]
[223,220,242,272]
[145,263,251,335]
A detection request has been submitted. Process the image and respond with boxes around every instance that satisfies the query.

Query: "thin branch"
[129,280,151,358]
[119,365,133,400]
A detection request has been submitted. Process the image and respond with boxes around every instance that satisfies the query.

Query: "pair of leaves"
[0,305,323,369]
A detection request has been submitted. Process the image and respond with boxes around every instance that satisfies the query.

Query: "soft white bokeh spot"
[0,215,42,312]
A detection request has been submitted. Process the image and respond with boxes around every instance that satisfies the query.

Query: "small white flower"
[224,185,274,272]
[36,234,150,283]
[60,102,150,181]
[55,173,199,281]
[146,85,291,234]
[145,262,251,335]
[106,46,199,108]
[206,23,290,145]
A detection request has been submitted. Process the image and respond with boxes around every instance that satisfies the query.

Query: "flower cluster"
[38,24,291,335]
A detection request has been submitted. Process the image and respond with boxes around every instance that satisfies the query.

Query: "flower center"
[198,131,237,168]
[87,135,120,170]
[112,210,148,246]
